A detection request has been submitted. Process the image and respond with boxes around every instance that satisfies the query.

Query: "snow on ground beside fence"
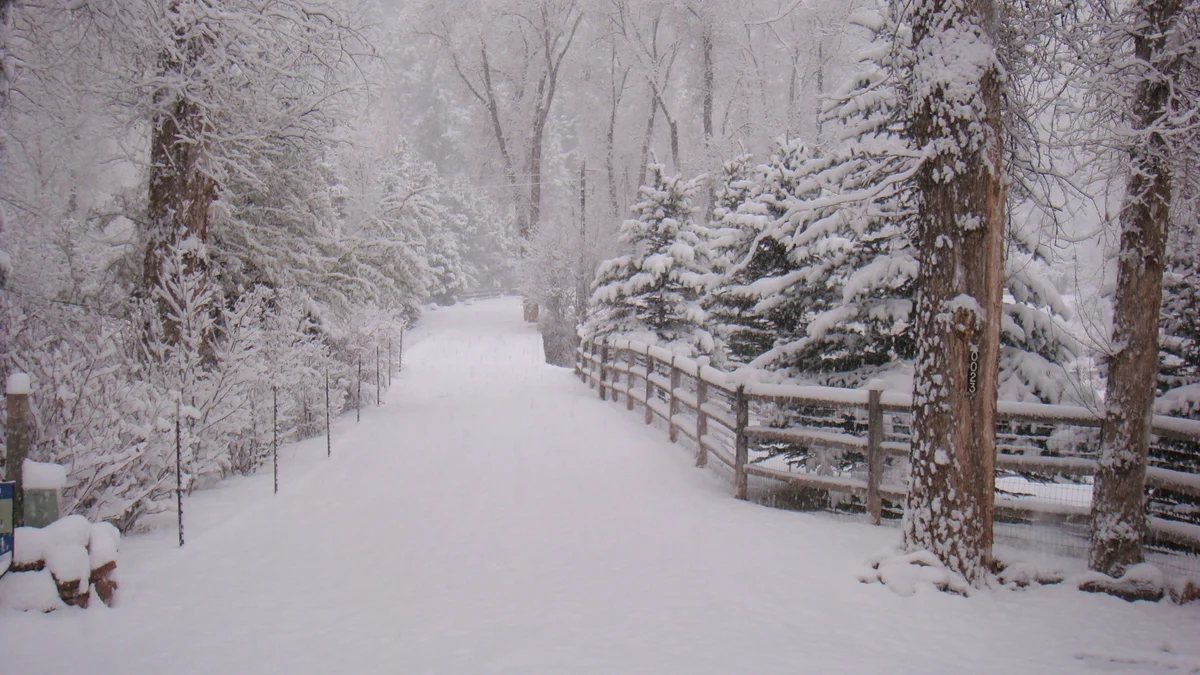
[1,297,1198,674]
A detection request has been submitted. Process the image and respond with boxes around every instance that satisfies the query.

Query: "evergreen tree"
[1158,212,1200,417]
[720,8,1079,403]
[705,139,824,365]
[584,165,712,354]
[751,12,919,387]
[705,154,758,274]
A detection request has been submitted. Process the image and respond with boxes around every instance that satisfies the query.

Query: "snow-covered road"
[3,297,1199,674]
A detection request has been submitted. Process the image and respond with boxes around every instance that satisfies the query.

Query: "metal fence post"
[695,375,709,467]
[176,397,184,547]
[325,367,332,458]
[273,385,279,495]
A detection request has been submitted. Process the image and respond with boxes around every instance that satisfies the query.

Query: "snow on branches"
[585,165,713,356]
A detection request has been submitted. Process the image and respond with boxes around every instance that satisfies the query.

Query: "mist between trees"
[1,0,1197,585]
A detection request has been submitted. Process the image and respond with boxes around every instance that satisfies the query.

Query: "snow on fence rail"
[575,338,1200,570]
[455,289,521,302]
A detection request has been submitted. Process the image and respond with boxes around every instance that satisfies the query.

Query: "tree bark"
[903,0,1006,587]
[701,24,715,225]
[653,82,680,174]
[1090,0,1183,578]
[0,0,12,112]
[577,160,589,327]
[5,389,29,529]
[144,7,216,345]
[607,52,629,220]
[638,92,657,185]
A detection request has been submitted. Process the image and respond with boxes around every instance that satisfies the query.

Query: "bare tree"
[423,0,581,242]
[903,0,1007,586]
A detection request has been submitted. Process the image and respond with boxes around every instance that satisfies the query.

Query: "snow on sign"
[0,481,13,558]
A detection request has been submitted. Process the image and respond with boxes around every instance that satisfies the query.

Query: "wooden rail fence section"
[575,338,1200,551]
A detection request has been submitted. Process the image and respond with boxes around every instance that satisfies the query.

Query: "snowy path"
[3,297,1199,675]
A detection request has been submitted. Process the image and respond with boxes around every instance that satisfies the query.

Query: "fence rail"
[575,338,1200,562]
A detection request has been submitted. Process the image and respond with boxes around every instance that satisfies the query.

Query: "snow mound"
[13,528,47,568]
[1078,563,1167,603]
[858,549,971,597]
[6,372,31,395]
[0,570,65,613]
[42,515,92,549]
[12,516,93,569]
[22,460,67,490]
[45,545,89,591]
[89,522,120,569]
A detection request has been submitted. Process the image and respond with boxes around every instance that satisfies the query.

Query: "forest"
[0,0,1197,588]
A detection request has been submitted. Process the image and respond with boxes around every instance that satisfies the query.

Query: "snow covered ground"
[2,296,1198,674]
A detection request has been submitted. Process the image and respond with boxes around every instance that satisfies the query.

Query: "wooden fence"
[575,338,1200,556]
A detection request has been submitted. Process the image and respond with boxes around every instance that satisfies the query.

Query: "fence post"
[599,340,610,401]
[668,356,680,443]
[376,346,381,406]
[644,346,655,425]
[625,346,635,411]
[175,398,184,547]
[325,367,331,458]
[4,374,31,530]
[695,374,708,467]
[356,354,362,424]
[734,384,749,500]
[273,385,279,495]
[388,339,393,387]
[583,342,593,387]
[574,340,583,378]
[867,388,883,525]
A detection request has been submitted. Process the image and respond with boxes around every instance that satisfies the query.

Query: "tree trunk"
[607,56,628,220]
[701,25,715,225]
[577,160,589,327]
[1090,0,1183,578]
[903,0,1006,587]
[638,92,657,184]
[477,46,525,238]
[5,389,29,529]
[0,0,12,113]
[144,13,216,346]
[653,84,680,174]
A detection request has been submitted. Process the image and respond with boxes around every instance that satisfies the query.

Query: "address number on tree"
[968,346,980,395]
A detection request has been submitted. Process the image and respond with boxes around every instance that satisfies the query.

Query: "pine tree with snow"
[705,154,758,274]
[746,11,920,386]
[1158,177,1200,418]
[730,8,1079,402]
[704,139,824,365]
[584,165,712,354]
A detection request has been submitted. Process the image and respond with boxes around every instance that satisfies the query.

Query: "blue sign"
[0,481,13,558]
